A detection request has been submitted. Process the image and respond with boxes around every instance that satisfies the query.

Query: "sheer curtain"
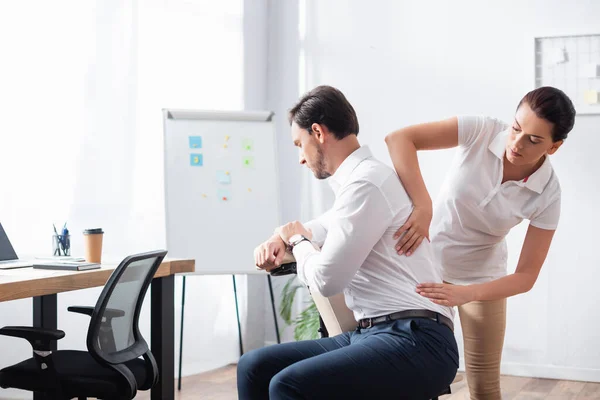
[0,1,244,395]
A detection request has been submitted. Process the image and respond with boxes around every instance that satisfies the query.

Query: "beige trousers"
[458,298,507,400]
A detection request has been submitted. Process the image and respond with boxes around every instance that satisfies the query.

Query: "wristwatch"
[288,234,310,250]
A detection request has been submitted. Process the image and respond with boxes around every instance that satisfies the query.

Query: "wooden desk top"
[0,258,195,303]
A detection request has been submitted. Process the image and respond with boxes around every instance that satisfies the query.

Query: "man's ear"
[547,140,563,155]
[311,123,327,144]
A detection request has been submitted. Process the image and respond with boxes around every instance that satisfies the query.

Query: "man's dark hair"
[517,86,576,142]
[288,85,359,140]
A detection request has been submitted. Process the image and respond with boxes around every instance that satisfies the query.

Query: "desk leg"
[33,294,57,400]
[151,275,175,400]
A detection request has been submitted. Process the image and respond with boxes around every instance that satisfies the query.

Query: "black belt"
[358,309,454,332]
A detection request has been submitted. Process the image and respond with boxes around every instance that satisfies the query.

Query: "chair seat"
[0,350,148,399]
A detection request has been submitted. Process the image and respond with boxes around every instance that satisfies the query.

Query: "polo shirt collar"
[489,130,553,194]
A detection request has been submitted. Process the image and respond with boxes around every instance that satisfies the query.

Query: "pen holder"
[52,234,71,256]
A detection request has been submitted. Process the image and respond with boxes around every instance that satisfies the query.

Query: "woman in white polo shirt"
[384,86,575,400]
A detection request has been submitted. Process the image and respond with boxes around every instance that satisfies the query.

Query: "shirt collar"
[489,129,553,194]
[328,146,372,194]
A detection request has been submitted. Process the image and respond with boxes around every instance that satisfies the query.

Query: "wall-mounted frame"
[535,33,600,115]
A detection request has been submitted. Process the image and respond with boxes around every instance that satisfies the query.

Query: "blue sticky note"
[189,136,202,149]
[217,170,231,184]
[190,153,203,166]
[217,188,231,202]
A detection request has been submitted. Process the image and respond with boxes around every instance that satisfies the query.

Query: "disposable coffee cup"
[83,228,104,263]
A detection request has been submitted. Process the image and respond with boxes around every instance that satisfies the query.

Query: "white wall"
[270,0,600,381]
[0,2,249,399]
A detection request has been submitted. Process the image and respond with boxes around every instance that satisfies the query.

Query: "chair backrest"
[87,250,167,365]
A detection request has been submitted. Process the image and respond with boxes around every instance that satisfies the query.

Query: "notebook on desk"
[33,262,100,271]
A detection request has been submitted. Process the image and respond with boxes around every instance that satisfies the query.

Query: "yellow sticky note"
[584,90,599,105]
[225,171,230,175]
[202,194,207,198]
[225,135,231,141]
[223,144,228,149]
[247,188,252,192]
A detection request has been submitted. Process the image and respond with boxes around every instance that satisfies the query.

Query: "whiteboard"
[163,109,281,275]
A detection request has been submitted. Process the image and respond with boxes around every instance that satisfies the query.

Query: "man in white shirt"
[237,86,458,400]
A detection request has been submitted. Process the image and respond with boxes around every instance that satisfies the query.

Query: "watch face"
[289,234,303,245]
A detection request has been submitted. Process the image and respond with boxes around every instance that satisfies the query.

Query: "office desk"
[0,258,194,400]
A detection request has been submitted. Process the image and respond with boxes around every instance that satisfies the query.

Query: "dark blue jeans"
[237,317,458,400]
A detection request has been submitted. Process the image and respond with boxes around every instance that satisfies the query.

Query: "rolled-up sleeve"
[293,180,393,297]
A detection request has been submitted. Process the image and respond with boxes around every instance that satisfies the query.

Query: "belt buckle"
[363,318,373,329]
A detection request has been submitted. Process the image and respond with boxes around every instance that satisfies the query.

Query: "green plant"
[279,276,320,341]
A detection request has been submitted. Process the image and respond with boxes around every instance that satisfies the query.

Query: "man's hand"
[276,221,312,245]
[254,234,287,272]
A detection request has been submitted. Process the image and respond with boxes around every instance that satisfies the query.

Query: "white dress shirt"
[293,146,453,321]
[431,115,561,285]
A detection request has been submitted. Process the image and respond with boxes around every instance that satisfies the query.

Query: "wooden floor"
[136,364,600,399]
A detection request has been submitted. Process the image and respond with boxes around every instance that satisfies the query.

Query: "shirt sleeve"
[292,180,394,297]
[457,115,507,148]
[302,210,331,248]
[529,194,561,230]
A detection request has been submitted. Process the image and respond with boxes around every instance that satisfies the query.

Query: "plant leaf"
[279,276,302,325]
[294,300,320,341]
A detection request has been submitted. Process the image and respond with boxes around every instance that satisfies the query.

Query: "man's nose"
[299,152,306,165]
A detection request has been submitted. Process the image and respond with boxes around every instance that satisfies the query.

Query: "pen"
[53,224,60,256]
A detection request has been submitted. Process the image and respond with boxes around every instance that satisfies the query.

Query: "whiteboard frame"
[162,109,282,275]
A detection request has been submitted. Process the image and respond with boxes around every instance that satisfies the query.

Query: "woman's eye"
[512,126,521,132]
[529,137,539,144]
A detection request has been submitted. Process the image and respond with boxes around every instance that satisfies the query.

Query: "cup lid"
[83,228,104,234]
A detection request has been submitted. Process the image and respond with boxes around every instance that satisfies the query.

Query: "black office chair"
[0,250,167,400]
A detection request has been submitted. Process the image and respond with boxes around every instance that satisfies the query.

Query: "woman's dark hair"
[288,85,359,140]
[517,86,576,142]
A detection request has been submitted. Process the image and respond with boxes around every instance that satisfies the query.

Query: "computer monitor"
[0,223,19,262]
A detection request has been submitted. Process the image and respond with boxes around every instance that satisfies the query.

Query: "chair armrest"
[68,306,125,319]
[0,326,65,351]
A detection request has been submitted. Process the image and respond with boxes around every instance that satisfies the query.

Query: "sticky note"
[225,135,231,141]
[217,189,231,202]
[242,156,255,168]
[247,188,252,192]
[190,154,203,166]
[217,170,231,184]
[583,63,600,78]
[584,90,600,105]
[242,138,254,151]
[189,136,202,149]
[223,144,228,149]
[550,47,567,64]
[202,194,207,199]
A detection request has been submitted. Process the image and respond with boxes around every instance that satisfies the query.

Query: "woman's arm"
[384,117,459,255]
[417,225,556,306]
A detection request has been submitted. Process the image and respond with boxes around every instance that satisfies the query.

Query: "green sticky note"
[242,156,254,168]
[242,138,254,151]
[217,188,231,202]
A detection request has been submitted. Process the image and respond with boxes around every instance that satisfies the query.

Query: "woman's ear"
[547,140,563,155]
